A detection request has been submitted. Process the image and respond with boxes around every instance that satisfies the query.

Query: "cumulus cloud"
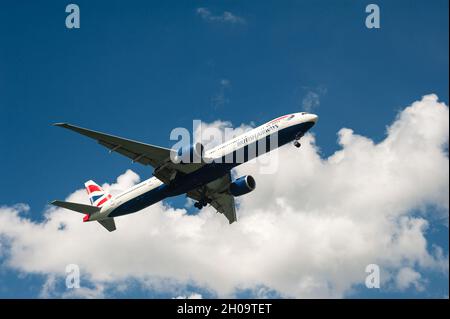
[40,274,105,299]
[196,8,246,24]
[395,267,426,291]
[0,94,448,298]
[194,118,252,149]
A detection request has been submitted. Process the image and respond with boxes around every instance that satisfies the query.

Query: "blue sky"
[0,1,448,298]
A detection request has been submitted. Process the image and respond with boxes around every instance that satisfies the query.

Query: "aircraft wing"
[187,173,237,224]
[54,123,172,167]
[209,193,237,224]
[54,123,204,184]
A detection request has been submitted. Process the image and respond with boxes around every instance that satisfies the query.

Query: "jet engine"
[229,175,256,196]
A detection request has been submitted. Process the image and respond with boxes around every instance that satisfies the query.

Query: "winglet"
[53,122,69,127]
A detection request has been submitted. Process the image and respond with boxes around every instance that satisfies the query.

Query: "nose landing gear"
[294,132,304,148]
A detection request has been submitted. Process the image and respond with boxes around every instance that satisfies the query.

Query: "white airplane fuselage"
[87,112,318,222]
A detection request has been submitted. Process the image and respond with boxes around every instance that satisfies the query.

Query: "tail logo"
[84,180,112,207]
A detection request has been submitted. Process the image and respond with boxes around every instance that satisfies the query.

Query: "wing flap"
[210,193,237,224]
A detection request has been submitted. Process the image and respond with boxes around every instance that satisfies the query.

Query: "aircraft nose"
[308,114,319,123]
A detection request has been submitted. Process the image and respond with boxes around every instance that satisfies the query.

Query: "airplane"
[51,112,318,232]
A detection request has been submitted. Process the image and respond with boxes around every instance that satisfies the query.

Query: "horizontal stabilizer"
[51,200,101,215]
[97,218,116,232]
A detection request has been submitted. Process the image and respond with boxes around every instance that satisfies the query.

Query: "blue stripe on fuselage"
[109,184,169,217]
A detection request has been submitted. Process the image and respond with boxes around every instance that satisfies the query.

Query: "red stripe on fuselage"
[96,196,109,207]
[269,114,290,123]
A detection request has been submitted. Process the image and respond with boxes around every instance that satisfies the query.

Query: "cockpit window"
[287,114,295,121]
[300,112,307,115]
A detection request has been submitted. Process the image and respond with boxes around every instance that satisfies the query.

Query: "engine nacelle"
[172,142,204,164]
[229,175,256,197]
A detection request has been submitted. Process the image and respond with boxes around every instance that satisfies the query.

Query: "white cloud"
[302,91,320,111]
[39,275,58,298]
[194,118,252,149]
[395,267,426,291]
[196,8,246,25]
[0,94,448,298]
[301,86,327,112]
[174,293,203,299]
[211,79,231,109]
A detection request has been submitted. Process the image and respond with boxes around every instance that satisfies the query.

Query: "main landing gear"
[194,188,209,209]
[294,132,304,148]
[194,199,208,209]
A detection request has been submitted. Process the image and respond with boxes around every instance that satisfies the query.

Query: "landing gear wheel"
[194,200,208,209]
[294,141,301,148]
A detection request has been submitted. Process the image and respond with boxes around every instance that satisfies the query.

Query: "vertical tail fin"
[84,180,112,207]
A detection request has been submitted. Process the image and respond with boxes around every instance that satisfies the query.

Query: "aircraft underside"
[51,112,318,231]
[108,121,314,218]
